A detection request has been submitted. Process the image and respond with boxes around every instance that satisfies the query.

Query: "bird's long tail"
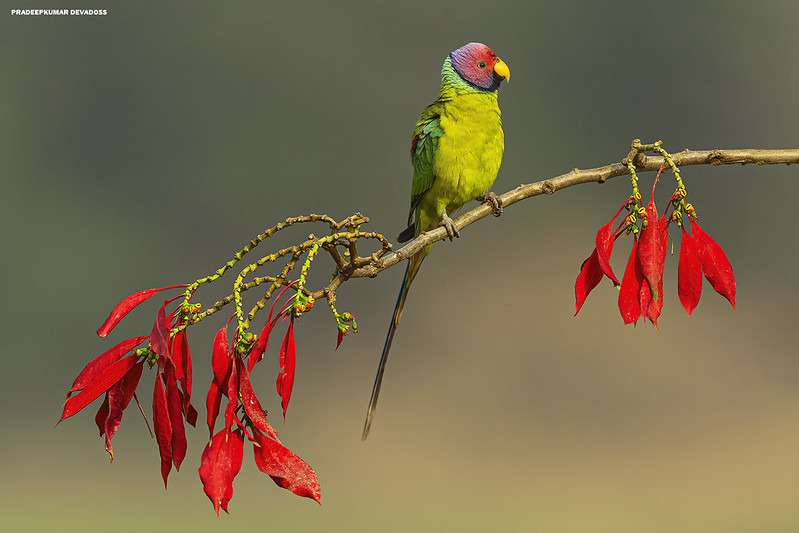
[362,250,427,439]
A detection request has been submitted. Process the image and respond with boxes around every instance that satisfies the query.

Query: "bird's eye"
[477,61,487,69]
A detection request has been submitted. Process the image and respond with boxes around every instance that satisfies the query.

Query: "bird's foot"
[478,192,503,217]
[439,210,460,241]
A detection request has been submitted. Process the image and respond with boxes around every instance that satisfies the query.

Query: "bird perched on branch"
[363,42,510,439]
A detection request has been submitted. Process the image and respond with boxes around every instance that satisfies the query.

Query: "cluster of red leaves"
[59,285,192,466]
[575,182,735,327]
[149,296,198,485]
[59,283,320,516]
[201,294,320,516]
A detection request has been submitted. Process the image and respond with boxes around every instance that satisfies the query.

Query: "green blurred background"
[3,1,799,531]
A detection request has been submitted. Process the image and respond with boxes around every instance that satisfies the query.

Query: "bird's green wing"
[407,103,444,228]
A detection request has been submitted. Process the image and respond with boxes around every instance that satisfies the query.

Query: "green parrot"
[362,42,510,439]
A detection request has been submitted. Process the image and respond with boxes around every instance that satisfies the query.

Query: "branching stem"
[170,145,798,339]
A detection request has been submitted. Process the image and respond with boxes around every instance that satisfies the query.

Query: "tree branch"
[184,144,797,328]
[338,147,798,283]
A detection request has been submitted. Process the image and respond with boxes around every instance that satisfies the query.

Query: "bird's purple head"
[449,42,510,92]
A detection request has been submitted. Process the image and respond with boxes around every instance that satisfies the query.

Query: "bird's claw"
[478,192,503,217]
[439,211,460,241]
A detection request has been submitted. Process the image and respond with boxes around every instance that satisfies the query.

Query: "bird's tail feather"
[362,252,426,439]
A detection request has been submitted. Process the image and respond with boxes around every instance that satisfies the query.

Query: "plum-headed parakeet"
[363,42,510,438]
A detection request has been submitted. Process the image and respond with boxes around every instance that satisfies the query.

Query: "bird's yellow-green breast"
[419,89,503,233]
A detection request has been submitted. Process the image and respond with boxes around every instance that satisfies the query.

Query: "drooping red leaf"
[251,428,321,504]
[103,361,145,460]
[678,225,703,315]
[594,219,620,285]
[644,215,668,329]
[101,380,126,459]
[163,363,187,470]
[240,364,279,440]
[224,353,241,432]
[150,300,172,360]
[181,336,193,414]
[95,394,110,436]
[574,249,604,316]
[206,384,223,439]
[199,428,245,517]
[170,329,186,384]
[97,285,187,337]
[59,354,142,424]
[618,240,644,324]
[206,323,233,438]
[638,269,651,315]
[120,360,144,408]
[276,315,296,418]
[336,330,345,350]
[247,316,275,375]
[186,403,198,428]
[170,329,196,426]
[646,278,664,330]
[67,336,148,399]
[692,223,736,308]
[153,372,173,487]
[247,282,297,374]
[637,196,666,302]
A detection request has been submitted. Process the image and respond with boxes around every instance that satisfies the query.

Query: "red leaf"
[150,301,172,360]
[638,270,652,324]
[678,226,703,315]
[95,394,110,437]
[170,330,186,385]
[205,386,222,438]
[638,196,666,301]
[199,428,245,517]
[251,428,321,504]
[66,336,148,399]
[206,324,233,438]
[336,330,345,350]
[59,354,142,424]
[574,249,604,316]
[100,381,126,459]
[240,364,279,440]
[247,282,297,374]
[247,317,274,375]
[693,223,736,308]
[644,215,668,329]
[646,278,664,330]
[153,372,173,488]
[120,361,144,408]
[170,330,195,426]
[594,220,620,285]
[103,361,145,460]
[185,403,198,428]
[618,240,644,324]
[276,315,296,418]
[163,363,187,470]
[97,285,187,337]
[224,354,241,432]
